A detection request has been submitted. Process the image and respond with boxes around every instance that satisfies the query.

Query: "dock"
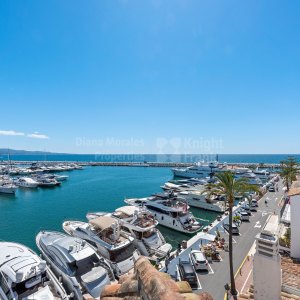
[162,179,284,298]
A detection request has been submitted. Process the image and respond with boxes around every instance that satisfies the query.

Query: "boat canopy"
[115,206,137,216]
[90,216,117,231]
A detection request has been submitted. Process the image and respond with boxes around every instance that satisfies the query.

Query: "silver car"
[189,250,208,271]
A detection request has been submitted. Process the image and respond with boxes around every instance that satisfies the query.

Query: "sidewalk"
[227,244,256,299]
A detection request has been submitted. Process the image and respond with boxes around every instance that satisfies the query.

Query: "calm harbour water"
[0,166,218,252]
[1,153,296,252]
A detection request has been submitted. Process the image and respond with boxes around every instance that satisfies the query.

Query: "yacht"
[124,196,201,234]
[36,231,114,300]
[54,175,69,181]
[0,241,68,300]
[172,161,225,178]
[62,216,139,277]
[161,181,204,192]
[33,175,60,187]
[177,189,225,212]
[253,168,270,181]
[86,206,172,259]
[15,177,39,188]
[231,167,262,185]
[0,176,17,194]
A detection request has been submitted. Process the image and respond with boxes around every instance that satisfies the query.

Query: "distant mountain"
[0,148,68,155]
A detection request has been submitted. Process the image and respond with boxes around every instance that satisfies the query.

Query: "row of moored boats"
[0,163,83,194]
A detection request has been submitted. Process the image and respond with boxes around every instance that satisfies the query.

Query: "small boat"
[36,230,115,300]
[87,206,172,259]
[0,241,69,300]
[15,177,39,188]
[55,174,69,181]
[63,216,140,277]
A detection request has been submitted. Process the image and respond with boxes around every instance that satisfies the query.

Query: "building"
[253,215,282,300]
[288,185,300,259]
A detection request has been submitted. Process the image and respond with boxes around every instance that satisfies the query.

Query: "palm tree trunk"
[229,203,237,296]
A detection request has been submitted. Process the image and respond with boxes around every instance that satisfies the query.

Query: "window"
[0,272,13,300]
[110,243,136,263]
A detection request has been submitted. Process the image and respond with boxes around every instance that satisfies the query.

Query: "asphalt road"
[166,179,284,300]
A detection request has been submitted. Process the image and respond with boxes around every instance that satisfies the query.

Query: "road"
[165,179,283,300]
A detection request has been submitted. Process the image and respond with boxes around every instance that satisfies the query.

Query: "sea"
[0,154,297,253]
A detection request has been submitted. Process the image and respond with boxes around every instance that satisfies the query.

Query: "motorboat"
[33,175,60,187]
[125,196,201,234]
[86,206,172,259]
[177,190,225,212]
[36,231,114,299]
[0,176,17,194]
[62,216,139,277]
[172,161,225,178]
[54,175,69,181]
[0,241,69,300]
[15,177,39,188]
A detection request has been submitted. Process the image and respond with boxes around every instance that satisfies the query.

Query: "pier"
[162,179,284,298]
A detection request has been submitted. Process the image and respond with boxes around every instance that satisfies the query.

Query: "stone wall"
[101,256,213,300]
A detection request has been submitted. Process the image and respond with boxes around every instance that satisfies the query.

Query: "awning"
[89,216,116,231]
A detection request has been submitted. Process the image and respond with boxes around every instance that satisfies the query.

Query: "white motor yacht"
[177,190,225,212]
[86,206,172,259]
[15,177,39,188]
[0,241,69,300]
[36,231,114,300]
[172,161,225,178]
[0,176,17,194]
[125,196,201,234]
[62,216,139,277]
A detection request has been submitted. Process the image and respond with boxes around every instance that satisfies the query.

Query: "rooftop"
[282,255,300,293]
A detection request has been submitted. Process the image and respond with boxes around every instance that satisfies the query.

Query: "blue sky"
[0,0,299,154]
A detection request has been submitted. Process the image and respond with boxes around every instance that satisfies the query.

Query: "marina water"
[0,166,218,252]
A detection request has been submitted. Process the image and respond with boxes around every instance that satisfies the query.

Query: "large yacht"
[0,241,68,300]
[177,189,225,212]
[86,206,172,259]
[230,167,263,185]
[172,161,225,178]
[125,196,201,234]
[62,216,139,277]
[36,231,114,300]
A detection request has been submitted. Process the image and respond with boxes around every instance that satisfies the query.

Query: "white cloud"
[0,130,25,136]
[27,132,49,139]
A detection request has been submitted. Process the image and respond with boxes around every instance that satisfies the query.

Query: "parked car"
[241,205,251,215]
[238,211,250,221]
[251,199,258,207]
[223,223,239,235]
[268,186,275,192]
[189,250,208,271]
[250,203,257,212]
[177,260,198,289]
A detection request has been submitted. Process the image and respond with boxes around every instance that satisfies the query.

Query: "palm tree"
[280,157,299,191]
[202,172,259,297]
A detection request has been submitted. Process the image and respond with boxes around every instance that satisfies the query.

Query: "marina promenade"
[164,180,284,299]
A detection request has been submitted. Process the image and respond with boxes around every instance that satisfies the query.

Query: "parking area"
[164,179,283,299]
